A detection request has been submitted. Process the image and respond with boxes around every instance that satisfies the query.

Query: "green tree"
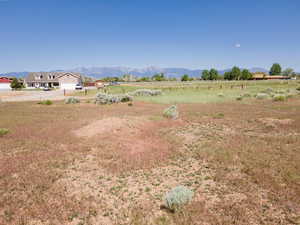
[201,70,210,80]
[240,69,252,80]
[138,76,150,82]
[181,74,189,81]
[231,66,241,80]
[152,73,166,81]
[282,68,294,76]
[10,78,23,89]
[209,68,219,80]
[269,63,282,75]
[224,71,232,80]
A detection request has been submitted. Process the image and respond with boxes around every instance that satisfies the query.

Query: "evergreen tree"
[10,78,23,89]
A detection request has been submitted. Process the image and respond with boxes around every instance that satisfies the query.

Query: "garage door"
[0,83,11,90]
[60,83,76,90]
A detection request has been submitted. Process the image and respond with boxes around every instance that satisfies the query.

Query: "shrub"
[262,88,274,94]
[242,93,251,98]
[296,87,300,91]
[164,186,194,210]
[256,93,269,100]
[275,90,286,94]
[236,96,243,101]
[95,93,132,105]
[129,89,162,96]
[0,128,9,137]
[65,97,80,104]
[163,105,179,119]
[273,94,286,101]
[217,93,224,97]
[37,100,53,105]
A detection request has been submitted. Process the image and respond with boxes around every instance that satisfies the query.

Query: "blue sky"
[0,0,300,72]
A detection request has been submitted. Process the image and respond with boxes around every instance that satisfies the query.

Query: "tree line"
[92,63,298,82]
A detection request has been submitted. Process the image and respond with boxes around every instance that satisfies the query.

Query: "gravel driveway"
[0,90,68,102]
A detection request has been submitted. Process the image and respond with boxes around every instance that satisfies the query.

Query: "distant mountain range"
[0,66,270,79]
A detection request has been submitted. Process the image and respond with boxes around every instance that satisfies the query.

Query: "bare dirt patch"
[73,116,146,138]
[74,115,185,172]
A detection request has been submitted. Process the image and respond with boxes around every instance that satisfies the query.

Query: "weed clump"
[95,93,132,105]
[275,90,286,94]
[255,93,269,100]
[273,94,286,101]
[163,105,179,119]
[0,128,9,137]
[236,96,243,101]
[164,186,194,210]
[65,97,80,104]
[242,93,251,98]
[37,100,53,105]
[262,88,274,94]
[130,89,162,96]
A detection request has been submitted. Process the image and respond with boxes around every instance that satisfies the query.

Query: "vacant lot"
[0,81,300,225]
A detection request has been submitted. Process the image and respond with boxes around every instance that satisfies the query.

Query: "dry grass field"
[0,82,300,225]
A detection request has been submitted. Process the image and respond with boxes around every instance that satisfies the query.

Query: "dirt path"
[0,90,92,102]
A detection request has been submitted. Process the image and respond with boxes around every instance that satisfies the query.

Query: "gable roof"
[25,72,82,82]
[57,72,81,79]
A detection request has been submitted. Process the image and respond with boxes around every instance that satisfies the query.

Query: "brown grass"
[0,98,300,224]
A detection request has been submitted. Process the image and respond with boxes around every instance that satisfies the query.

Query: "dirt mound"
[73,117,145,138]
[73,116,185,172]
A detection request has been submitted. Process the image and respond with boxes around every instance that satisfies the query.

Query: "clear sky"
[0,0,300,73]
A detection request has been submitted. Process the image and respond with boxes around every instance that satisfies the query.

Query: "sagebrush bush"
[273,94,286,101]
[37,100,53,105]
[262,88,274,94]
[163,105,179,119]
[65,97,80,104]
[130,89,162,96]
[0,128,9,137]
[275,90,286,94]
[256,93,269,100]
[236,96,243,101]
[95,93,132,105]
[242,93,251,98]
[164,186,194,210]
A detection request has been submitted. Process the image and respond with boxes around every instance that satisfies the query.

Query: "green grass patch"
[0,128,9,137]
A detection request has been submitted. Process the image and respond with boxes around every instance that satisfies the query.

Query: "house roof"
[25,72,82,82]
[0,77,12,83]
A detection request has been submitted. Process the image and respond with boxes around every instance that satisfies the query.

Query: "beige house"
[251,72,290,80]
[25,72,83,90]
